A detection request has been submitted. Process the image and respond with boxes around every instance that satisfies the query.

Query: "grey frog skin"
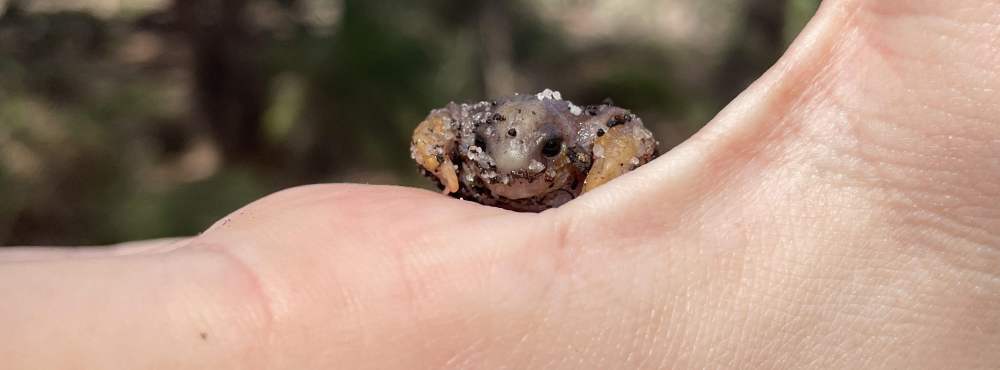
[411,89,658,212]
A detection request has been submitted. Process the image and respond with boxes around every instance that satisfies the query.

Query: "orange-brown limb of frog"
[582,125,654,193]
[412,110,460,194]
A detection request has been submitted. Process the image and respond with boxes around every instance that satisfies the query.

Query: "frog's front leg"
[582,122,657,193]
[411,109,460,194]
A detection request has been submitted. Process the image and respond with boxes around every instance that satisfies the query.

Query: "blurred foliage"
[0,0,821,245]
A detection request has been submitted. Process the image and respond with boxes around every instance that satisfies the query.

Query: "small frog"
[411,89,658,212]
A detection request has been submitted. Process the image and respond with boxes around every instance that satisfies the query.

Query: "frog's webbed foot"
[582,122,657,193]
[411,109,460,194]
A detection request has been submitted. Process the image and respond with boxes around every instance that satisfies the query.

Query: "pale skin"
[2,0,1000,368]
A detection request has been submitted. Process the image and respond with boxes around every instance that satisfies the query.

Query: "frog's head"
[472,97,577,200]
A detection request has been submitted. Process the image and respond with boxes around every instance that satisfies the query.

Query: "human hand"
[3,0,999,368]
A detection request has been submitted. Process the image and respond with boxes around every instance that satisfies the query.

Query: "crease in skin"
[184,240,277,368]
[817,1,1000,270]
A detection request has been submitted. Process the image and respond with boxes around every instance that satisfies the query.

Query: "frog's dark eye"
[541,137,563,157]
[474,134,487,149]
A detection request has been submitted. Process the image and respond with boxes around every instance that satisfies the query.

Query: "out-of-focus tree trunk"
[173,0,266,163]
[479,0,515,97]
[713,0,787,104]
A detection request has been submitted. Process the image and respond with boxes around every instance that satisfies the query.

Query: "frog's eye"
[541,137,563,157]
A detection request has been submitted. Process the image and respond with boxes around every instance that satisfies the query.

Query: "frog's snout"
[490,137,539,175]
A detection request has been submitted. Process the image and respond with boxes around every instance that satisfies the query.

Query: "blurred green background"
[0,0,821,246]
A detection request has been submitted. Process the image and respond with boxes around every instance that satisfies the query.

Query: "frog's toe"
[582,124,656,193]
[437,160,459,194]
[412,110,460,194]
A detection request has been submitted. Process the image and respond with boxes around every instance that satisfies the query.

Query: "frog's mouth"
[466,140,575,200]
[486,173,552,200]
[479,158,574,200]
